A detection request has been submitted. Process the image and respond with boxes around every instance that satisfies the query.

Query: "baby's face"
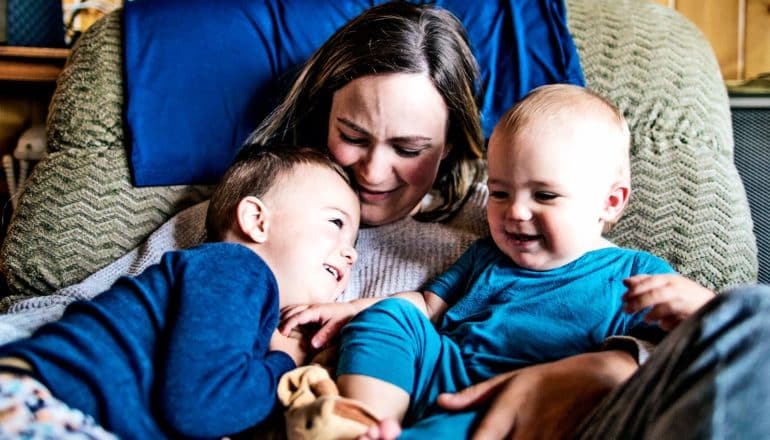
[486,119,621,270]
[259,163,360,307]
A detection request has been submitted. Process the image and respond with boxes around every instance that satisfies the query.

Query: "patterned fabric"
[0,0,758,302]
[567,0,757,290]
[6,0,65,47]
[0,372,117,439]
[0,11,212,301]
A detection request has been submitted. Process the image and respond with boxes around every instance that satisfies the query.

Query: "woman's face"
[327,73,450,226]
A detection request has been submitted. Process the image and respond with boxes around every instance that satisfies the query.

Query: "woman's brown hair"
[247,2,485,222]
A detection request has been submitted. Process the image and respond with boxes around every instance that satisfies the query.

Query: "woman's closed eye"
[393,145,421,158]
[340,132,367,145]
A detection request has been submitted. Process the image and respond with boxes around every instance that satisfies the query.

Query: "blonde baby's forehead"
[499,85,629,145]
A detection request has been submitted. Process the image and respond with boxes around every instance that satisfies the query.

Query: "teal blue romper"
[336,238,675,438]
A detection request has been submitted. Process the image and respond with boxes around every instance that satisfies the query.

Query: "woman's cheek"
[406,153,442,187]
[327,139,356,167]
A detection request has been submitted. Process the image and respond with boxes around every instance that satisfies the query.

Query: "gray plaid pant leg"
[575,285,770,440]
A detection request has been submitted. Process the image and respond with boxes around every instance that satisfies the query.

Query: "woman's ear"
[236,196,270,243]
[601,181,630,223]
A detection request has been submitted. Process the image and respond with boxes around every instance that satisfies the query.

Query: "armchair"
[0,0,758,304]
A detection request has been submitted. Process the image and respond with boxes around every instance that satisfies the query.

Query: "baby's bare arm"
[280,291,448,349]
[390,290,447,324]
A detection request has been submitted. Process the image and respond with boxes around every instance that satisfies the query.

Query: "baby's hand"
[280,303,358,350]
[270,328,310,366]
[622,274,715,331]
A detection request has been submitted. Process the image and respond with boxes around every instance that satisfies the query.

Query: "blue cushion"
[124,0,584,186]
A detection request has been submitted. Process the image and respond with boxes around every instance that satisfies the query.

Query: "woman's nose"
[357,147,391,185]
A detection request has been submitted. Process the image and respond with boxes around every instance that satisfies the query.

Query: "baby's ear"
[236,196,270,243]
[602,181,630,223]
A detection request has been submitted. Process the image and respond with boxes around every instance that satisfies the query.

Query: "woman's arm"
[437,350,638,440]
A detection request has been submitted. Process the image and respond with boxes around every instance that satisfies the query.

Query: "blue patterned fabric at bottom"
[0,372,117,439]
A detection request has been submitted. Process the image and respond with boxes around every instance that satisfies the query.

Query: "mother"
[19,1,770,438]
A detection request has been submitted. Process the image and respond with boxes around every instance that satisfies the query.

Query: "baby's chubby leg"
[336,297,465,425]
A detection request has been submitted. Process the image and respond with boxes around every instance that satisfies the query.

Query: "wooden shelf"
[0,46,70,82]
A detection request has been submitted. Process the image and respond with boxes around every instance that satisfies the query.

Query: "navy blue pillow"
[124,0,584,186]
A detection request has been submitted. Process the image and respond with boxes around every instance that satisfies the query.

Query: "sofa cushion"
[568,0,757,289]
[0,0,758,300]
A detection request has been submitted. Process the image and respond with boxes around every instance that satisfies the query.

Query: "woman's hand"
[436,350,638,440]
[623,274,716,331]
[280,303,359,349]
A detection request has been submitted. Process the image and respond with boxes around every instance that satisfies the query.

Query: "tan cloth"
[277,365,380,440]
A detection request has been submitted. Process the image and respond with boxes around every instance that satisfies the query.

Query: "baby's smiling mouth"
[508,232,541,242]
[324,264,340,281]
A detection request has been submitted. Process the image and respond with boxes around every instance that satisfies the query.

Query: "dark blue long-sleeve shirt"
[0,242,296,439]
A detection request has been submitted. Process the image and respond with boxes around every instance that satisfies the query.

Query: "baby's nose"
[342,246,358,265]
[508,201,533,221]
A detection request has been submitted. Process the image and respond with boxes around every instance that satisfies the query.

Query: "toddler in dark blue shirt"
[0,145,360,439]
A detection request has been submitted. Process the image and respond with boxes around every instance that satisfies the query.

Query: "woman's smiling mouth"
[358,187,397,203]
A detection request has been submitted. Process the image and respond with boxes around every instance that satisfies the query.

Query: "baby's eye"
[534,192,558,201]
[329,218,344,229]
[489,190,509,200]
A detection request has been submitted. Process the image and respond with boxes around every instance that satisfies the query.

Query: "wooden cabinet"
[0,46,68,160]
[655,0,770,81]
[0,46,69,82]
[0,46,69,234]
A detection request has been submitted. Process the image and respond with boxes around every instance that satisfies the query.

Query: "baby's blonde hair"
[497,84,632,231]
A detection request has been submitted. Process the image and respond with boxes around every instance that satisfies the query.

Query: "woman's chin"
[360,210,408,227]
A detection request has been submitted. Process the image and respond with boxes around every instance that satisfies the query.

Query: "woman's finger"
[437,372,514,410]
[470,376,526,440]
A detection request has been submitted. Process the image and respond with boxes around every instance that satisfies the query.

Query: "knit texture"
[566,0,757,289]
[0,0,758,305]
[0,185,488,343]
[0,11,212,300]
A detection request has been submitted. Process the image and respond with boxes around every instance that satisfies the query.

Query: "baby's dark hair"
[205,144,351,241]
